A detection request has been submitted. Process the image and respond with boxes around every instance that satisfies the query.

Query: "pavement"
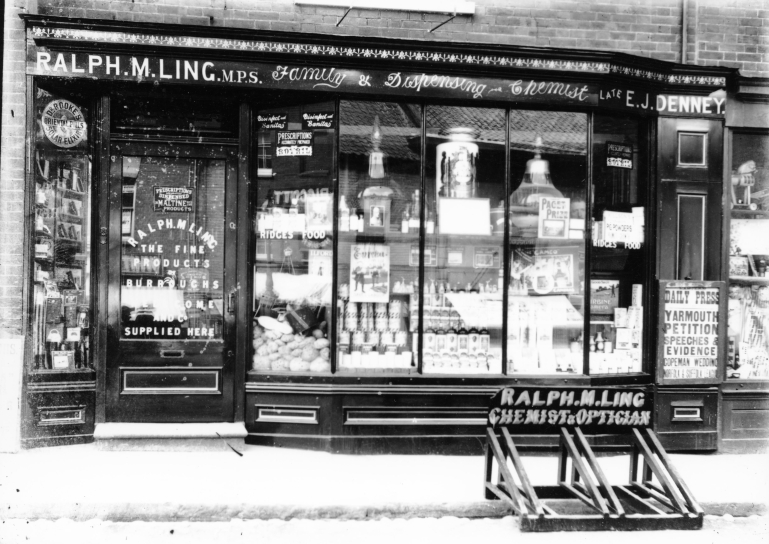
[1,443,767,523]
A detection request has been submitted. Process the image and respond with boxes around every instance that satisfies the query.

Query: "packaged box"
[614,307,628,328]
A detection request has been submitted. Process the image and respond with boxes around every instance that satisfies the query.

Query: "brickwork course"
[2,0,769,334]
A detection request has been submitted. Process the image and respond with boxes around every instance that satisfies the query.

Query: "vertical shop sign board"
[485,386,704,531]
[488,386,652,434]
[658,280,726,384]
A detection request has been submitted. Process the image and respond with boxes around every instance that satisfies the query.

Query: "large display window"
[30,86,93,374]
[248,99,650,378]
[727,132,769,380]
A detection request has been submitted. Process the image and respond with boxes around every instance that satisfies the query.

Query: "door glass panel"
[120,156,225,340]
[677,195,705,281]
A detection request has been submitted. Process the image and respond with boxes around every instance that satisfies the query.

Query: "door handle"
[228,292,235,314]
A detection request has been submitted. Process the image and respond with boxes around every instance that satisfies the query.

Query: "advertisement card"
[305,193,333,232]
[350,244,390,303]
[590,279,620,315]
[308,249,332,277]
[511,247,577,295]
[537,197,570,239]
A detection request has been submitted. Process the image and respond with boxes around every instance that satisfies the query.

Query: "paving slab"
[1,443,767,521]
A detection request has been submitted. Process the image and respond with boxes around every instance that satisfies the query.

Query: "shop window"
[252,101,336,374]
[727,132,769,380]
[508,111,587,374]
[336,100,422,374]
[423,105,505,375]
[589,115,646,375]
[678,132,707,167]
[31,85,93,373]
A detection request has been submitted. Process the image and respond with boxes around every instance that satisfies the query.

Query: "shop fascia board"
[21,14,733,91]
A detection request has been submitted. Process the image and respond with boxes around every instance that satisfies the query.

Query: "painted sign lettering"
[302,112,335,130]
[488,386,652,434]
[656,94,726,116]
[257,113,287,130]
[29,49,600,106]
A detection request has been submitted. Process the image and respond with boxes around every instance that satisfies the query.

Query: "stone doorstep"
[94,422,247,452]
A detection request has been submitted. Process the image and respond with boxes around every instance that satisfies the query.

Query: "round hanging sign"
[41,99,87,148]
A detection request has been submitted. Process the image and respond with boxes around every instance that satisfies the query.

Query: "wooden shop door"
[105,143,238,422]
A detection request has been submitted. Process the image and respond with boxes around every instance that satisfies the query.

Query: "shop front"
[22,15,751,453]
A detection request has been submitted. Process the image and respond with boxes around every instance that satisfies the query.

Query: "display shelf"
[58,213,83,224]
[730,275,769,286]
[57,188,85,200]
[731,208,769,219]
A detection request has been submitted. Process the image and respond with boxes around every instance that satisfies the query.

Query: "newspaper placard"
[661,282,722,380]
[350,244,390,303]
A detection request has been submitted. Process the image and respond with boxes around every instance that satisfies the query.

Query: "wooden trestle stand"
[484,387,704,532]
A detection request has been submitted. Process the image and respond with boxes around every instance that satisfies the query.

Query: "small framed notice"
[447,247,464,267]
[474,247,500,269]
[51,351,74,370]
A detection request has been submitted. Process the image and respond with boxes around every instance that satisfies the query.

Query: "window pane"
[252,102,335,374]
[678,133,706,166]
[424,106,505,375]
[508,111,587,374]
[32,88,93,372]
[728,133,769,380]
[337,101,421,374]
[589,115,645,375]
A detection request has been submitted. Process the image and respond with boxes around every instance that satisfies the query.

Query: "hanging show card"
[350,244,390,303]
[537,197,570,239]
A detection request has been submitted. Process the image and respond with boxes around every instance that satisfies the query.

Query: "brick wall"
[1,0,29,334]
[34,0,769,77]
